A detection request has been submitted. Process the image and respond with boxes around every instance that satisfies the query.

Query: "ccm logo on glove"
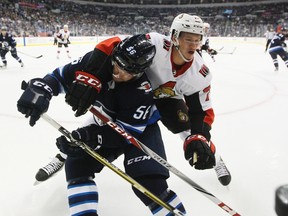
[75,71,102,93]
[32,80,53,95]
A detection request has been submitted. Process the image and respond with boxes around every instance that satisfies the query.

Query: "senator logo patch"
[177,110,189,123]
[154,81,176,98]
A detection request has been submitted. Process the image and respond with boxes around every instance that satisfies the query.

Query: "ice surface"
[0,38,287,216]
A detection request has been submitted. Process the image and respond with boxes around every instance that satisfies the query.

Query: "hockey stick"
[0,47,43,59]
[89,106,241,216]
[17,50,43,59]
[216,46,224,51]
[40,113,186,216]
[218,47,236,55]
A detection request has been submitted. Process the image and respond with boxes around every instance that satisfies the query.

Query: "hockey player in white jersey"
[198,22,217,61]
[56,24,71,59]
[146,13,231,186]
[264,27,276,52]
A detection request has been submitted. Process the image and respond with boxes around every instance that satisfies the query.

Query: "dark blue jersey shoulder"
[270,33,286,48]
[43,50,113,95]
[0,33,16,47]
[43,36,121,94]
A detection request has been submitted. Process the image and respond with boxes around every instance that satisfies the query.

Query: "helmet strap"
[174,38,193,63]
[112,73,120,79]
[176,48,192,63]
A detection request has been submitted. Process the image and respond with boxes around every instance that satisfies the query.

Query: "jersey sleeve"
[42,51,96,95]
[184,87,215,141]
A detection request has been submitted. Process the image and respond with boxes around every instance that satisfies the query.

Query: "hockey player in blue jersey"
[268,27,288,71]
[17,34,187,216]
[0,26,24,68]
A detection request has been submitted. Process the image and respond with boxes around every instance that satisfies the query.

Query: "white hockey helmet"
[170,13,204,39]
[63,24,68,29]
[204,22,210,29]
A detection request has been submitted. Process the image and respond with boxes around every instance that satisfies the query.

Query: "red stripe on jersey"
[95,36,122,55]
[204,108,214,126]
[171,56,193,77]
[199,64,210,77]
[145,33,151,39]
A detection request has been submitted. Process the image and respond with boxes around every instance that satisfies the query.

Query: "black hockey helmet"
[112,34,156,75]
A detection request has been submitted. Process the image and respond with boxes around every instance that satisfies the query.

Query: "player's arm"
[56,32,62,39]
[182,87,216,170]
[64,37,121,117]
[16,53,90,126]
[201,39,209,51]
[56,123,128,157]
[184,89,214,140]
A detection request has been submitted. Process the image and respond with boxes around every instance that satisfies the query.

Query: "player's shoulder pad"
[147,32,171,51]
[96,36,121,56]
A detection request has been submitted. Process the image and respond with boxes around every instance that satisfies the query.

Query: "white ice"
[0,37,287,216]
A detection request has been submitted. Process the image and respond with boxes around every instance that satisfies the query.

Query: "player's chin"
[185,52,195,61]
[112,76,127,82]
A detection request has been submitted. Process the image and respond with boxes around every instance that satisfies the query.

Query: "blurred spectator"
[0,0,287,37]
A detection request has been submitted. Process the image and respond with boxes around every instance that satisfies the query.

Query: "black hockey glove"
[65,71,102,117]
[17,79,53,126]
[201,44,209,51]
[208,48,217,55]
[56,124,102,157]
[183,134,216,170]
[2,41,10,51]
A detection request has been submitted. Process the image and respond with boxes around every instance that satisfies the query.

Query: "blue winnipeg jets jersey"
[269,33,287,51]
[0,32,17,48]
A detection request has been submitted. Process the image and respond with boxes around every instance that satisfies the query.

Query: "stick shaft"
[17,50,43,58]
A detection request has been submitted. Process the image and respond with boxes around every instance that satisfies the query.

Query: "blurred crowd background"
[0,0,287,38]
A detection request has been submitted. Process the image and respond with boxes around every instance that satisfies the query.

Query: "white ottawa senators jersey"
[57,29,70,44]
[146,32,212,110]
